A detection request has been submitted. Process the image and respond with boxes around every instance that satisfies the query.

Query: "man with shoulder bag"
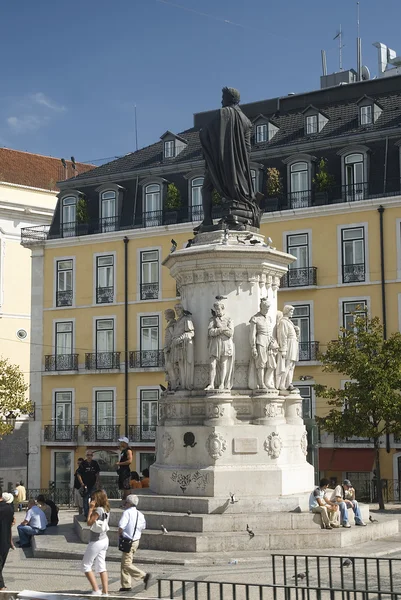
[118,494,151,592]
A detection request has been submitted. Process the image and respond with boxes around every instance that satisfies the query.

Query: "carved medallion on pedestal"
[205,432,227,460]
[264,432,283,459]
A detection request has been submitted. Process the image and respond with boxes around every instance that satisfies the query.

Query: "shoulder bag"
[118,511,139,552]
[90,510,110,534]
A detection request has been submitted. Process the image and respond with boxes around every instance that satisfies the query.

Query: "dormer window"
[164,140,175,159]
[360,105,372,125]
[256,124,268,143]
[306,115,318,135]
[302,105,328,135]
[253,116,279,145]
[161,131,187,159]
[357,96,382,127]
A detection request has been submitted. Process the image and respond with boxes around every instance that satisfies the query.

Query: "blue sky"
[1,0,400,165]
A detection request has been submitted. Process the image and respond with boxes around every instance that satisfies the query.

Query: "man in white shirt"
[16,499,47,547]
[309,478,340,529]
[118,494,151,592]
[330,479,366,527]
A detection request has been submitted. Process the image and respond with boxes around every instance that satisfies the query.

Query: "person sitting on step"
[309,479,340,529]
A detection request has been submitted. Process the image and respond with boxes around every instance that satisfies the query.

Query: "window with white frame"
[191,177,204,221]
[341,227,365,283]
[96,255,114,304]
[144,184,162,226]
[61,196,76,237]
[286,233,309,280]
[140,316,159,354]
[54,391,72,440]
[290,162,310,208]
[56,260,73,307]
[140,389,159,440]
[96,319,114,354]
[54,321,74,370]
[342,300,367,330]
[345,153,365,201]
[291,305,312,361]
[360,105,373,126]
[164,140,175,158]
[256,124,267,143]
[140,250,159,300]
[298,386,313,419]
[100,190,117,232]
[306,115,318,135]
[95,390,114,440]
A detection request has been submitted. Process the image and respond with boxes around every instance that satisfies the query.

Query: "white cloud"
[7,115,48,134]
[30,92,66,113]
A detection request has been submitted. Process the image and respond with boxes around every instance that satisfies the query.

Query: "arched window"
[290,162,309,208]
[144,184,162,227]
[345,153,364,201]
[61,196,77,237]
[100,190,117,232]
[191,177,204,221]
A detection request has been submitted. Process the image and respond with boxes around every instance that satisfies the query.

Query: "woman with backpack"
[81,490,110,595]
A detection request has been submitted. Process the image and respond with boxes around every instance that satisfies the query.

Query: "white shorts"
[81,537,109,573]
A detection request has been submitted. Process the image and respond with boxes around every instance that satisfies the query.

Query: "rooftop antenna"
[60,158,67,180]
[334,25,345,71]
[134,104,138,152]
[357,2,362,81]
[321,49,327,76]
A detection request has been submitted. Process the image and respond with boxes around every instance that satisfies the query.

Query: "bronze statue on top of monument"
[198,87,262,232]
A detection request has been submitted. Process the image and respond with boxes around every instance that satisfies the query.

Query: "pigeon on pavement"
[161,525,168,534]
[342,558,353,567]
[292,572,308,580]
[369,516,379,523]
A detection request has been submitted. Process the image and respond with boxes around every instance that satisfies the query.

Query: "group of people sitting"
[309,478,366,529]
[15,495,59,548]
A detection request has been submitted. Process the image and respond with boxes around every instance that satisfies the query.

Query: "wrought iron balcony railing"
[288,190,312,209]
[56,290,73,307]
[45,354,79,371]
[21,224,51,245]
[140,283,159,300]
[129,350,165,368]
[85,352,121,370]
[142,210,163,228]
[298,341,320,362]
[128,425,156,443]
[44,425,79,442]
[96,286,114,304]
[95,216,119,233]
[83,425,121,442]
[190,205,203,222]
[281,267,317,288]
[334,434,372,443]
[342,263,365,283]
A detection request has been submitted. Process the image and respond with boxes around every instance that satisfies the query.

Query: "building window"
[96,255,114,304]
[61,196,76,237]
[306,115,318,135]
[56,260,73,307]
[100,190,117,232]
[290,162,310,208]
[96,319,114,353]
[54,391,72,440]
[140,250,159,300]
[287,233,309,268]
[345,153,365,201]
[291,305,311,361]
[54,451,72,488]
[140,316,159,352]
[54,321,74,370]
[256,124,267,143]
[342,300,367,330]
[144,184,162,226]
[299,386,312,419]
[341,227,365,283]
[95,390,114,440]
[139,452,156,473]
[164,140,175,158]
[360,105,373,126]
[191,177,204,221]
[140,389,159,440]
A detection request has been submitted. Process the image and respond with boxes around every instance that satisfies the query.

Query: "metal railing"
[96,286,114,303]
[20,224,51,245]
[129,350,165,368]
[343,263,366,283]
[128,425,156,442]
[140,282,159,300]
[45,354,79,371]
[26,488,74,505]
[334,434,372,443]
[83,424,121,442]
[281,267,317,288]
[56,290,73,307]
[298,341,319,361]
[143,210,163,227]
[85,352,121,370]
[96,215,119,232]
[289,190,312,209]
[43,425,79,442]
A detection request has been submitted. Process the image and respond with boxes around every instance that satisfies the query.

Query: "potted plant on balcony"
[165,183,181,224]
[265,167,283,211]
[313,158,335,205]
[76,195,89,234]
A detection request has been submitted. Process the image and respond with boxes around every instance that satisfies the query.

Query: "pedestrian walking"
[81,489,110,596]
[13,482,26,512]
[77,451,100,518]
[0,493,15,590]
[118,494,151,592]
[116,437,132,500]
[74,458,84,515]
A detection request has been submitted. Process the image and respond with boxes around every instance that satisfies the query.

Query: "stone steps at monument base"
[74,514,398,553]
[106,505,370,530]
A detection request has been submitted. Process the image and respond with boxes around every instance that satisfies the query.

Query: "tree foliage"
[313,158,335,193]
[266,167,283,198]
[0,357,31,438]
[165,183,182,210]
[315,313,401,509]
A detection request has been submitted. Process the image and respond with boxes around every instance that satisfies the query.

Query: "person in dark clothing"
[0,493,15,590]
[74,457,84,515]
[116,437,132,500]
[37,495,59,526]
[77,451,100,518]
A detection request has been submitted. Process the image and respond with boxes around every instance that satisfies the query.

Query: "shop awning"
[319,448,375,472]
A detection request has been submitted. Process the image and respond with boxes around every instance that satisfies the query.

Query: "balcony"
[143,210,163,228]
[140,283,159,300]
[85,352,121,370]
[342,263,365,283]
[128,425,156,443]
[56,290,73,307]
[281,267,317,288]
[190,205,203,222]
[129,350,165,368]
[95,216,119,233]
[44,425,79,442]
[298,342,320,362]
[288,191,312,209]
[45,354,79,371]
[96,286,114,304]
[83,425,121,442]
[334,434,372,443]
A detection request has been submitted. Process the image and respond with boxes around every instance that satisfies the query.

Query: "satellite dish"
[362,65,371,80]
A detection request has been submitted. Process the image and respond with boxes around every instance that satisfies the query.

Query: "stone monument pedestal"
[151,229,314,508]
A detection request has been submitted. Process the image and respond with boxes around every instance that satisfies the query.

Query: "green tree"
[165,183,181,210]
[315,312,401,510]
[76,196,89,223]
[313,158,335,193]
[0,357,31,438]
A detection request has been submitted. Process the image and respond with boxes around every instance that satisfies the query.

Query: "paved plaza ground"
[4,507,401,596]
